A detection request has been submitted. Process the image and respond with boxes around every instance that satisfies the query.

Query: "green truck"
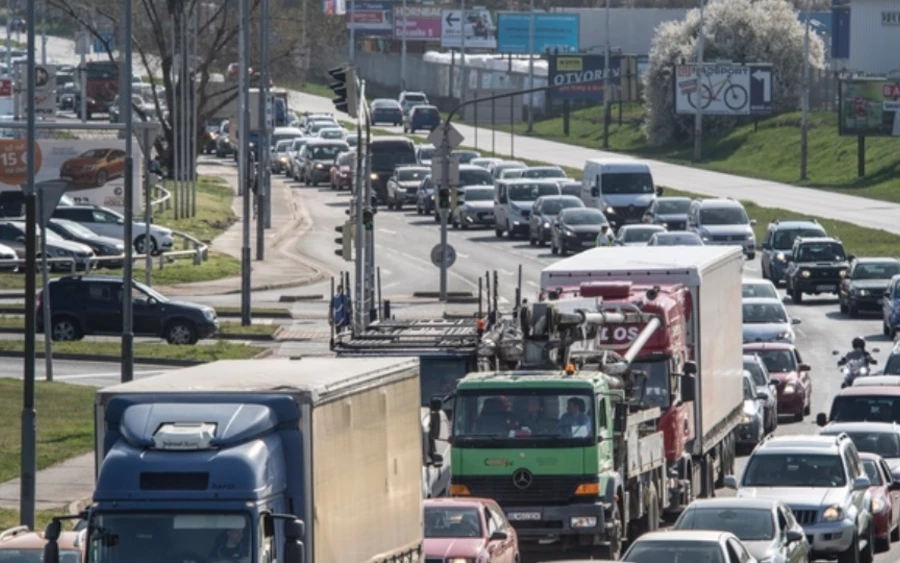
[433,297,668,559]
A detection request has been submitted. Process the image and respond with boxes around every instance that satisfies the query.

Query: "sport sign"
[0,139,43,185]
[673,63,772,116]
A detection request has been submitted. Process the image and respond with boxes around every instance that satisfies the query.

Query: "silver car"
[742,297,801,344]
[451,185,495,229]
[743,354,778,434]
[613,224,666,246]
[736,371,767,451]
[819,422,900,481]
[725,434,874,562]
[688,198,757,258]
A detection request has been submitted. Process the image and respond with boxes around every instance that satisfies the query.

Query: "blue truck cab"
[42,358,425,563]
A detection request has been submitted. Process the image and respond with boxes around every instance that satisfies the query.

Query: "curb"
[278,294,323,302]
[215,272,328,295]
[0,327,276,341]
[0,350,205,366]
[217,310,294,319]
[252,347,275,359]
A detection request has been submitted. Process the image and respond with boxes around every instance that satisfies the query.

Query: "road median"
[0,317,279,342]
[0,339,265,366]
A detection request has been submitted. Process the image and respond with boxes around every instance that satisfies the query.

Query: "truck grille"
[810,268,841,279]
[792,509,818,525]
[453,475,593,506]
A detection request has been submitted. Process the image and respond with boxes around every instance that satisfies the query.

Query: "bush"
[643,0,825,146]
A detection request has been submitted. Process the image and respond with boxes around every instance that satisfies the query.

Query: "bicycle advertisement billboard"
[674,63,773,116]
[838,78,900,137]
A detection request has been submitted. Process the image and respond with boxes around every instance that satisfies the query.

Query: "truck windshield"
[630,360,671,409]
[86,512,253,563]
[453,389,595,446]
[601,172,653,195]
[420,358,469,406]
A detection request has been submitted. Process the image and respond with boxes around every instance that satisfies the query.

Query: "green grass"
[155,176,238,243]
[0,316,278,338]
[216,306,291,317]
[0,379,95,484]
[0,339,262,362]
[0,508,70,531]
[493,105,900,204]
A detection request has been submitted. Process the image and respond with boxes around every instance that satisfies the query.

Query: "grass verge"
[154,176,238,243]
[0,379,95,483]
[0,317,278,338]
[216,306,292,317]
[0,509,68,531]
[0,340,262,362]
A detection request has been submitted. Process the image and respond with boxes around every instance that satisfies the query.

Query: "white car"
[742,279,779,299]
[51,205,175,255]
[317,127,348,140]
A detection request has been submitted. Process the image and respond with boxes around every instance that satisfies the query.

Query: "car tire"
[495,228,504,238]
[884,321,891,337]
[95,169,108,187]
[840,297,848,314]
[862,524,875,563]
[417,206,423,215]
[560,240,568,256]
[51,315,82,342]
[539,236,547,247]
[395,202,403,211]
[848,301,859,317]
[891,517,900,542]
[134,235,158,255]
[433,212,440,223]
[529,237,536,246]
[792,285,803,304]
[165,319,198,345]
[747,252,755,260]
[551,240,558,255]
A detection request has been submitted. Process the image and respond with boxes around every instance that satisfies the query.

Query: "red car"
[59,148,126,187]
[330,151,354,190]
[860,452,900,551]
[743,342,812,422]
[424,498,519,563]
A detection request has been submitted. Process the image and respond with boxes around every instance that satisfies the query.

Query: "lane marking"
[526,280,539,288]
[499,269,515,276]
[456,253,469,259]
[380,268,393,276]
[378,228,397,235]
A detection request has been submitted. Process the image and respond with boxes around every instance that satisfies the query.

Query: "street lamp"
[800,0,811,180]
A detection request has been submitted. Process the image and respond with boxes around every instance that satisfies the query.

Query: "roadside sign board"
[838,78,900,136]
[548,54,621,101]
[496,13,579,54]
[673,63,773,116]
[75,31,91,55]
[393,5,442,42]
[428,122,464,150]
[346,1,394,36]
[431,153,460,187]
[431,243,457,268]
[93,31,114,54]
[440,8,497,49]
[12,62,57,117]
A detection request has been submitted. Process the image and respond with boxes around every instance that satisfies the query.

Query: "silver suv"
[724,433,873,562]
[687,198,756,259]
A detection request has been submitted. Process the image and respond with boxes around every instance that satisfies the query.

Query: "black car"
[885,344,900,375]
[759,219,827,286]
[45,218,126,269]
[838,257,900,316]
[369,99,404,126]
[301,140,350,186]
[550,208,609,256]
[643,196,691,231]
[785,236,850,304]
[528,195,585,246]
[36,275,219,345]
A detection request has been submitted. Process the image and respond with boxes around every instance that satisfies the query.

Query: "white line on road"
[380,268,392,276]
[499,269,515,276]
[456,253,469,259]
[378,229,397,235]
[526,281,539,288]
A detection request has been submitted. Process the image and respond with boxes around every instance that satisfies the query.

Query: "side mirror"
[429,397,442,442]
[792,317,802,325]
[886,291,891,298]
[590,186,599,197]
[848,254,856,261]
[431,452,444,469]
[853,476,871,491]
[15,236,24,243]
[799,363,811,372]
[656,186,663,196]
[750,219,757,225]
[683,361,697,376]
[761,243,771,250]
[680,374,696,402]
[816,412,828,427]
[723,475,738,489]
[770,379,779,386]
[613,402,628,434]
[489,531,508,541]
[891,481,900,492]
[756,392,768,401]
[786,529,804,543]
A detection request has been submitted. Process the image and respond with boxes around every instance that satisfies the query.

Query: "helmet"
[852,337,866,350]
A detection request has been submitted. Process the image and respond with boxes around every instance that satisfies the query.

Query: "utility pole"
[120,0,135,382]
[353,116,364,333]
[239,0,252,326]
[800,0,811,180]
[191,7,199,217]
[526,0,535,132]
[170,17,180,217]
[601,0,610,148]
[144,126,153,286]
[257,0,270,256]
[40,0,46,64]
[79,23,86,123]
[400,0,407,90]
[180,14,189,220]
[459,0,467,106]
[349,0,355,62]
[693,0,705,162]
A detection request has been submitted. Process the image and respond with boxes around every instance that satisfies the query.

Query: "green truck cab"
[440,368,666,559]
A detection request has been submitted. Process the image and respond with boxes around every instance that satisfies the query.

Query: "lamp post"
[800,0,811,180]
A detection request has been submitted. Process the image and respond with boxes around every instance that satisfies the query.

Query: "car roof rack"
[773,218,818,224]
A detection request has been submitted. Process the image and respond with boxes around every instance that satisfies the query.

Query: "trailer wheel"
[640,484,660,535]
[595,499,623,560]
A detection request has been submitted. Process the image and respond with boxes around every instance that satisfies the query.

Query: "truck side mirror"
[613,402,627,434]
[429,397,442,442]
[681,374,696,403]
[590,186,599,197]
[282,519,305,563]
[683,361,697,376]
[42,519,62,563]
[431,452,444,468]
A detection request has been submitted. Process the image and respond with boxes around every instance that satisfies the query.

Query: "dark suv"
[786,236,850,304]
[760,219,828,286]
[36,275,219,345]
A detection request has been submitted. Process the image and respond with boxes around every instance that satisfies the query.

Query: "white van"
[580,158,661,229]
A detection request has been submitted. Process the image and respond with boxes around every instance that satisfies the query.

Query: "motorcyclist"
[837,337,878,367]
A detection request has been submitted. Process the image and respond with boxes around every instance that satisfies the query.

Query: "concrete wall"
[556,8,688,55]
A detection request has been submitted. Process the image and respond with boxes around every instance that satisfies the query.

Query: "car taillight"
[36,291,42,311]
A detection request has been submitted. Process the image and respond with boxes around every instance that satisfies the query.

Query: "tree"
[48,0,305,175]
[642,0,825,145]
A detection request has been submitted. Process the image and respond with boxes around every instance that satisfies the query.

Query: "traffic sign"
[75,32,90,55]
[431,154,460,187]
[428,122,464,150]
[431,243,457,268]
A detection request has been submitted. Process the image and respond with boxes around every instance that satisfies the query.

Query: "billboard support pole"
[526,0,534,133]
[349,0,355,62]
[400,0,407,89]
[459,0,467,108]
[121,0,135,383]
[144,126,153,286]
[693,0,705,162]
[37,197,52,384]
[800,1,811,180]
[239,0,252,326]
[79,24,87,123]
[602,0,610,148]
[857,136,865,177]
[257,0,269,260]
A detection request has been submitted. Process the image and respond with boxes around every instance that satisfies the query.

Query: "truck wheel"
[840,297,848,314]
[495,227,503,238]
[640,485,660,535]
[596,502,622,560]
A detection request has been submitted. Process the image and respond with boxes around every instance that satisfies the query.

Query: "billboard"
[440,8,497,49]
[0,139,142,214]
[548,54,620,101]
[394,5,442,41]
[323,0,347,15]
[673,64,773,116]
[346,1,394,36]
[496,13,579,54]
[12,62,56,117]
[839,79,900,136]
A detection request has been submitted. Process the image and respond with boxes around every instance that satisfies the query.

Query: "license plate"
[482,214,494,220]
[815,284,834,292]
[506,512,541,521]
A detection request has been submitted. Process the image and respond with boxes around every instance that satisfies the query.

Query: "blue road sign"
[93,31,114,54]
[748,65,773,116]
[496,13,579,54]
[548,54,620,101]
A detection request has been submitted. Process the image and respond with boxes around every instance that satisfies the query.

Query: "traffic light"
[334,221,355,261]
[437,187,450,209]
[327,66,358,118]
[362,208,374,231]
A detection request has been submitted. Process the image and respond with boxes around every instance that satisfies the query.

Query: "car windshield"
[743,453,847,487]
[463,188,493,201]
[676,507,775,541]
[830,432,900,459]
[458,169,493,186]
[424,507,482,539]
[310,145,345,160]
[372,151,417,170]
[522,168,565,179]
[403,94,427,104]
[291,139,307,150]
[742,302,788,324]
[397,169,427,182]
[772,228,827,250]
[337,153,353,166]
[275,141,291,152]
[320,129,345,139]
[752,349,797,373]
[0,549,81,562]
[56,220,98,239]
[796,242,846,262]
[559,183,581,197]
[418,147,436,160]
[830,396,900,424]
[742,282,778,299]
[539,198,583,215]
[372,99,397,108]
[743,377,755,400]
[623,227,662,243]
[743,360,769,387]
[656,199,691,214]
[453,390,595,445]
[602,172,654,194]
[625,541,724,563]
[79,149,109,159]
[853,262,900,280]
[453,151,479,163]
[653,234,702,246]
[508,184,560,201]
[886,354,900,376]
[561,209,607,226]
[630,360,671,409]
[85,512,250,563]
[862,459,884,486]
[700,206,749,225]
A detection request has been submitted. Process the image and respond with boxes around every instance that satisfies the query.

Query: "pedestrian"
[595,224,613,247]
[331,285,351,333]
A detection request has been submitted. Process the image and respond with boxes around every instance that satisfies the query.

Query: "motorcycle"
[834,348,880,388]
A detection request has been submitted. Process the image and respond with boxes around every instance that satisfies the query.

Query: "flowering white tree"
[643,0,825,145]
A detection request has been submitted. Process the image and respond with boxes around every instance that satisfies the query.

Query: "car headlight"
[543,221,550,229]
[822,505,843,522]
[858,289,869,296]
[800,270,810,278]
[446,558,474,563]
[203,309,216,321]
[84,164,97,170]
[570,516,597,528]
[604,206,615,214]
[776,252,786,262]
[701,236,709,242]
[564,229,575,236]
[783,383,797,394]
[873,496,886,512]
[370,173,378,180]
[839,268,847,277]
[742,412,753,423]
[777,331,791,340]
[280,157,288,163]
[745,232,755,240]
[315,163,324,169]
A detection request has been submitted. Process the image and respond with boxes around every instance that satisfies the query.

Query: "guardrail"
[0,230,209,276]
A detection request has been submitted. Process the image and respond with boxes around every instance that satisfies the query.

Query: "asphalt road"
[0,358,174,387]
